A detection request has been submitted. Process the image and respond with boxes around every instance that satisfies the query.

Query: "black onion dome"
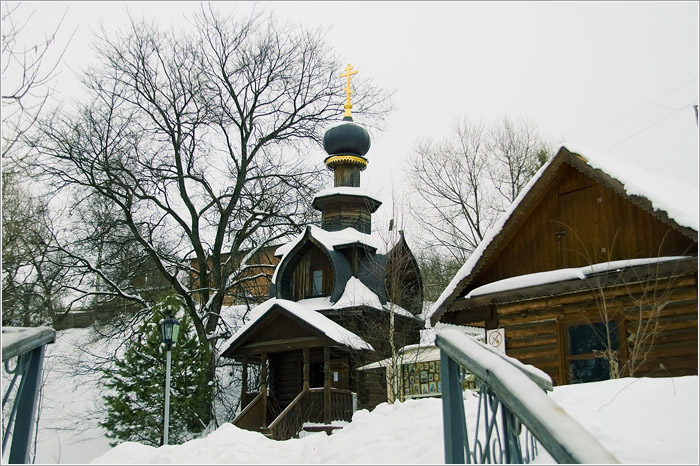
[323,117,371,156]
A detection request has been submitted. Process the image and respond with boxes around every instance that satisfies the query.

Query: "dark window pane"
[312,270,323,296]
[569,358,611,384]
[569,321,618,355]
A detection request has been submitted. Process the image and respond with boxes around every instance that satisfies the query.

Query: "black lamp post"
[159,316,180,446]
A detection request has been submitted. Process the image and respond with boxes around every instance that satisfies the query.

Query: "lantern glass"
[171,320,180,344]
[160,317,181,347]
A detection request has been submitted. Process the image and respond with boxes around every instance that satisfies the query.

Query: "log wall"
[497,271,697,385]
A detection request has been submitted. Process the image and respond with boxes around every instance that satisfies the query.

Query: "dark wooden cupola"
[314,115,382,234]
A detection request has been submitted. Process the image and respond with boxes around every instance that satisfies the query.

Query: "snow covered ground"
[22,328,700,464]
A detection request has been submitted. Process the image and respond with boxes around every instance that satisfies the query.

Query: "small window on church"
[312,270,323,296]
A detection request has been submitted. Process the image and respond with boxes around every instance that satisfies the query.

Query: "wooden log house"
[221,66,424,439]
[430,145,698,385]
[188,245,280,307]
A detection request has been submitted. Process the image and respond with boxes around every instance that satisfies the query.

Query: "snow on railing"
[436,329,619,464]
[2,326,56,464]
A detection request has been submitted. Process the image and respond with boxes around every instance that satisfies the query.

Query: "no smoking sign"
[486,328,506,354]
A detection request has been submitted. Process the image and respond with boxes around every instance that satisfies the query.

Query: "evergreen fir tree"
[100,292,214,446]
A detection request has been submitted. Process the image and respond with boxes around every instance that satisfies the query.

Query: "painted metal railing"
[436,329,619,464]
[2,326,56,464]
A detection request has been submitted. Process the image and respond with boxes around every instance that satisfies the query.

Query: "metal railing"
[436,329,619,464]
[2,326,56,464]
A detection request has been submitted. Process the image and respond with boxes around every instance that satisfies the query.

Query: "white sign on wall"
[486,328,506,355]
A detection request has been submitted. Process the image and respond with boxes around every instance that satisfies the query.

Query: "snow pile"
[20,326,700,464]
[90,376,698,464]
[30,328,119,464]
[546,377,698,464]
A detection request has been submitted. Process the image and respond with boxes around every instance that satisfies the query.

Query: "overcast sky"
[9,1,699,226]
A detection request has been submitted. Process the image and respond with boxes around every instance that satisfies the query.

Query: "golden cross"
[339,64,358,118]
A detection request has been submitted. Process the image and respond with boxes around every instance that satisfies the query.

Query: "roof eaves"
[429,151,566,325]
[563,149,698,241]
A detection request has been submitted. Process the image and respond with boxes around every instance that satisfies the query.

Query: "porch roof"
[221,298,374,357]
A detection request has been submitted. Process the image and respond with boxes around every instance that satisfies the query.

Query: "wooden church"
[430,145,698,386]
[222,66,424,440]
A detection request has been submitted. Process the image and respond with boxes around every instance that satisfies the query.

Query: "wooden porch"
[233,387,354,440]
[233,347,354,440]
[222,303,381,439]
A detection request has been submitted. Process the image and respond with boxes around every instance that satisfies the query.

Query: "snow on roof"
[222,298,373,352]
[274,225,388,258]
[332,276,383,310]
[563,143,699,232]
[313,186,381,202]
[468,256,691,298]
[382,303,421,320]
[430,145,699,319]
[272,225,394,284]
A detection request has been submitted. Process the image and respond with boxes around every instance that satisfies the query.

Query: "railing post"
[241,355,248,409]
[441,350,467,464]
[303,348,310,391]
[323,347,331,425]
[260,352,268,428]
[8,345,45,464]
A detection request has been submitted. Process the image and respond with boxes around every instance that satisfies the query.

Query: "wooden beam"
[237,336,328,355]
[485,302,499,330]
[303,347,310,391]
[241,355,248,409]
[324,346,331,425]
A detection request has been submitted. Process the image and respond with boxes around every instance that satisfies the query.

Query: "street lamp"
[159,316,180,446]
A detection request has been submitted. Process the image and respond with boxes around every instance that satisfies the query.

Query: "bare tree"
[1,169,67,326]
[383,229,425,403]
[415,250,463,303]
[1,2,74,327]
[405,116,551,263]
[488,116,549,205]
[406,118,493,263]
[1,1,74,160]
[30,6,391,426]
